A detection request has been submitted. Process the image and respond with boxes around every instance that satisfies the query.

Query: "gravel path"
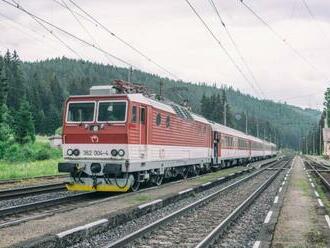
[214,170,285,247]
[69,168,279,248]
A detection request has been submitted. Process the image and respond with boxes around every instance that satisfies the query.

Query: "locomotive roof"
[67,93,276,146]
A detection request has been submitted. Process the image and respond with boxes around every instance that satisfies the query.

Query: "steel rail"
[0,183,66,200]
[0,174,68,185]
[103,157,288,248]
[0,192,95,217]
[196,159,290,248]
[305,160,330,191]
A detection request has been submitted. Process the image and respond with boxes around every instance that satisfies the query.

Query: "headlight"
[67,149,73,156]
[111,149,118,156]
[90,163,101,173]
[73,149,80,156]
[118,149,125,157]
[92,125,99,132]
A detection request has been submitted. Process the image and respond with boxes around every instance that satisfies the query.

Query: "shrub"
[34,147,50,161]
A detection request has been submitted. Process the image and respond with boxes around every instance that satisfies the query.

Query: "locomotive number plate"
[83,150,109,156]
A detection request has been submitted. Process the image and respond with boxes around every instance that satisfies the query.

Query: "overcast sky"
[0,0,329,110]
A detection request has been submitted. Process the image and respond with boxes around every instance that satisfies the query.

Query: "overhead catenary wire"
[237,0,329,80]
[300,0,329,40]
[208,0,265,98]
[4,0,82,59]
[2,0,135,68]
[68,0,180,80]
[58,0,113,65]
[184,0,261,98]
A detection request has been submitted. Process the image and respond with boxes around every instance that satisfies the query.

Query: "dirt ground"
[272,156,328,248]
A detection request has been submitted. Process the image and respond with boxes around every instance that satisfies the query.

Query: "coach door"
[213,132,219,165]
[140,106,147,144]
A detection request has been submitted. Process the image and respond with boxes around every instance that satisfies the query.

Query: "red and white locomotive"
[58,81,277,192]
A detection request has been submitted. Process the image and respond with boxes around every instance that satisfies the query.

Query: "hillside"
[3,54,320,149]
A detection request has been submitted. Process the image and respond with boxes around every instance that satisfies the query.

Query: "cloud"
[0,0,329,109]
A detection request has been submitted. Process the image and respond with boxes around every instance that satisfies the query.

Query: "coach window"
[140,108,146,124]
[156,113,161,126]
[166,115,170,128]
[131,106,137,123]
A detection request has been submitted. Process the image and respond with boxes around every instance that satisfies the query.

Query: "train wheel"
[181,168,189,179]
[131,176,140,192]
[154,175,164,186]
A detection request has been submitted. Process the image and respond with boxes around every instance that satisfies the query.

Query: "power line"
[237,0,329,80]
[4,0,82,58]
[184,0,261,97]
[300,0,329,40]
[57,0,113,65]
[2,0,135,67]
[208,0,265,98]
[68,0,179,79]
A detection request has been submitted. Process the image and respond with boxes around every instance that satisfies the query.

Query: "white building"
[323,128,330,158]
[49,135,62,148]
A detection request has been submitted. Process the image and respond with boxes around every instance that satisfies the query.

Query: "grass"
[127,194,153,205]
[0,158,63,179]
[0,136,63,180]
[294,178,310,196]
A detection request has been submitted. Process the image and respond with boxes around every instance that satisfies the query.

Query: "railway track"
[0,192,108,229]
[0,174,68,185]
[100,158,290,248]
[0,158,280,231]
[0,182,66,200]
[304,159,330,192]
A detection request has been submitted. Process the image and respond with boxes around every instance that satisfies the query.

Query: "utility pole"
[128,66,132,82]
[245,111,248,134]
[263,128,266,141]
[312,132,315,155]
[224,101,227,126]
[256,119,259,138]
[320,124,322,155]
[159,80,163,98]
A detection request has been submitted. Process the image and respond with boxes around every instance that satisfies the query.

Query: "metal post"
[224,102,227,126]
[256,119,259,138]
[128,66,132,82]
[245,111,248,134]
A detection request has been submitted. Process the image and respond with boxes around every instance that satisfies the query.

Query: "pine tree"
[14,99,35,144]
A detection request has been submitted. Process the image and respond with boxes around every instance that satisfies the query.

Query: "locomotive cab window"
[67,102,95,123]
[97,101,127,123]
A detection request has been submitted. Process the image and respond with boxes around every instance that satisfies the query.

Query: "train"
[58,80,277,192]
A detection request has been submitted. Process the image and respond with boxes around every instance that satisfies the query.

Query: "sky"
[0,0,329,110]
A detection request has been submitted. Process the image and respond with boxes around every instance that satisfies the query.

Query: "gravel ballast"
[68,167,281,248]
[214,170,285,247]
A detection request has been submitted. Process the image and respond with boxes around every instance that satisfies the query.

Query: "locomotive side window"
[131,106,137,123]
[166,115,170,128]
[140,107,146,124]
[156,113,161,126]
[67,102,95,123]
[97,101,127,122]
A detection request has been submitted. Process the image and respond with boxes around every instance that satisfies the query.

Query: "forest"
[0,50,321,153]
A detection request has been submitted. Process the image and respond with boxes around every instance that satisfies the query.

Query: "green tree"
[14,99,35,144]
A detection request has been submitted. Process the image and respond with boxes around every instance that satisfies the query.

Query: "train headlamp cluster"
[67,149,80,157]
[111,149,125,157]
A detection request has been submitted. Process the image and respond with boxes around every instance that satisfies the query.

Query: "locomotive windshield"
[97,101,127,122]
[67,102,95,122]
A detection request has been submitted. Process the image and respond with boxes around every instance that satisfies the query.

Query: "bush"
[34,147,50,161]
[2,141,62,162]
